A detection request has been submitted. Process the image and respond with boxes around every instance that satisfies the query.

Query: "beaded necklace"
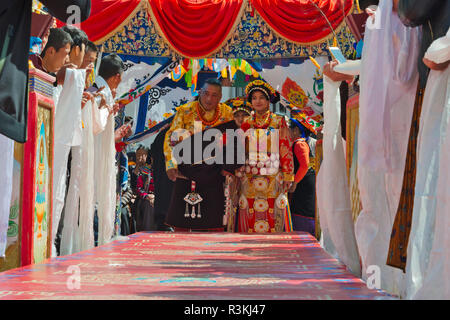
[252,110,272,129]
[196,100,221,126]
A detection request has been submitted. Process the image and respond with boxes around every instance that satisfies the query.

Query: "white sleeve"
[54,69,85,146]
[52,85,63,110]
[91,101,109,135]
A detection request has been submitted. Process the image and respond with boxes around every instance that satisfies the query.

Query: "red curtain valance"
[147,0,246,58]
[250,0,353,45]
[58,0,353,58]
[57,0,142,43]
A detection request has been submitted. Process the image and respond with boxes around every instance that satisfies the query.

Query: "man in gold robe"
[163,79,239,231]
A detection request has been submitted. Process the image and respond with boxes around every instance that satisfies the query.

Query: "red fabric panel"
[56,0,141,42]
[148,0,244,58]
[250,0,353,44]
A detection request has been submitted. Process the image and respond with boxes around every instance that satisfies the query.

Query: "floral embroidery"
[102,7,356,59]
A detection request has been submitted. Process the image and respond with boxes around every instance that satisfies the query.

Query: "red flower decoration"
[241,122,251,132]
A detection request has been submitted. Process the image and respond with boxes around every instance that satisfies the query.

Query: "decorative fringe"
[185,203,189,218]
[246,1,252,12]
[285,201,293,232]
[355,0,362,13]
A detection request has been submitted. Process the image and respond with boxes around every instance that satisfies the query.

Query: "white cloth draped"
[406,29,450,299]
[60,146,81,255]
[358,0,420,172]
[316,76,361,277]
[60,98,101,255]
[77,100,99,252]
[355,0,420,297]
[0,134,14,257]
[51,68,85,257]
[93,76,116,246]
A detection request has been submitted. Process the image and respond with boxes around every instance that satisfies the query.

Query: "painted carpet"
[0,232,394,300]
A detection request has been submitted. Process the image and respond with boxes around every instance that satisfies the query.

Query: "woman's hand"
[289,182,298,193]
[282,181,293,192]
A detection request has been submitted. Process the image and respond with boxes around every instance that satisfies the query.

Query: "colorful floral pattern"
[101,7,356,59]
[281,77,309,109]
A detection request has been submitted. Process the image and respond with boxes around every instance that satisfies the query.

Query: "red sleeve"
[115,142,126,153]
[293,140,310,183]
[136,175,148,199]
[148,172,155,193]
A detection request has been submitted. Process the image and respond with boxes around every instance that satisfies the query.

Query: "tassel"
[197,203,201,218]
[191,205,196,219]
[246,1,252,12]
[333,37,338,48]
[185,203,189,218]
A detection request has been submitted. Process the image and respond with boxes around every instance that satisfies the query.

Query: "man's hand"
[84,62,95,87]
[423,57,450,71]
[109,102,121,116]
[114,124,132,143]
[323,60,355,83]
[55,63,77,85]
[93,87,107,109]
[365,5,378,18]
[167,168,179,182]
[146,194,155,206]
[81,91,93,109]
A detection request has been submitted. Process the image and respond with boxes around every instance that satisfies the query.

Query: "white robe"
[60,98,105,255]
[354,0,420,297]
[406,28,450,299]
[51,68,85,257]
[93,76,116,246]
[316,76,361,277]
[0,134,14,257]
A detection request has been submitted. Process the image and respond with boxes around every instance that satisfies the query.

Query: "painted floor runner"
[0,232,394,300]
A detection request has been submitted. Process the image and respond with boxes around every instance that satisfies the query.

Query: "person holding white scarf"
[356,0,420,297]
[405,28,450,299]
[317,63,361,277]
[92,54,124,246]
[51,27,88,257]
